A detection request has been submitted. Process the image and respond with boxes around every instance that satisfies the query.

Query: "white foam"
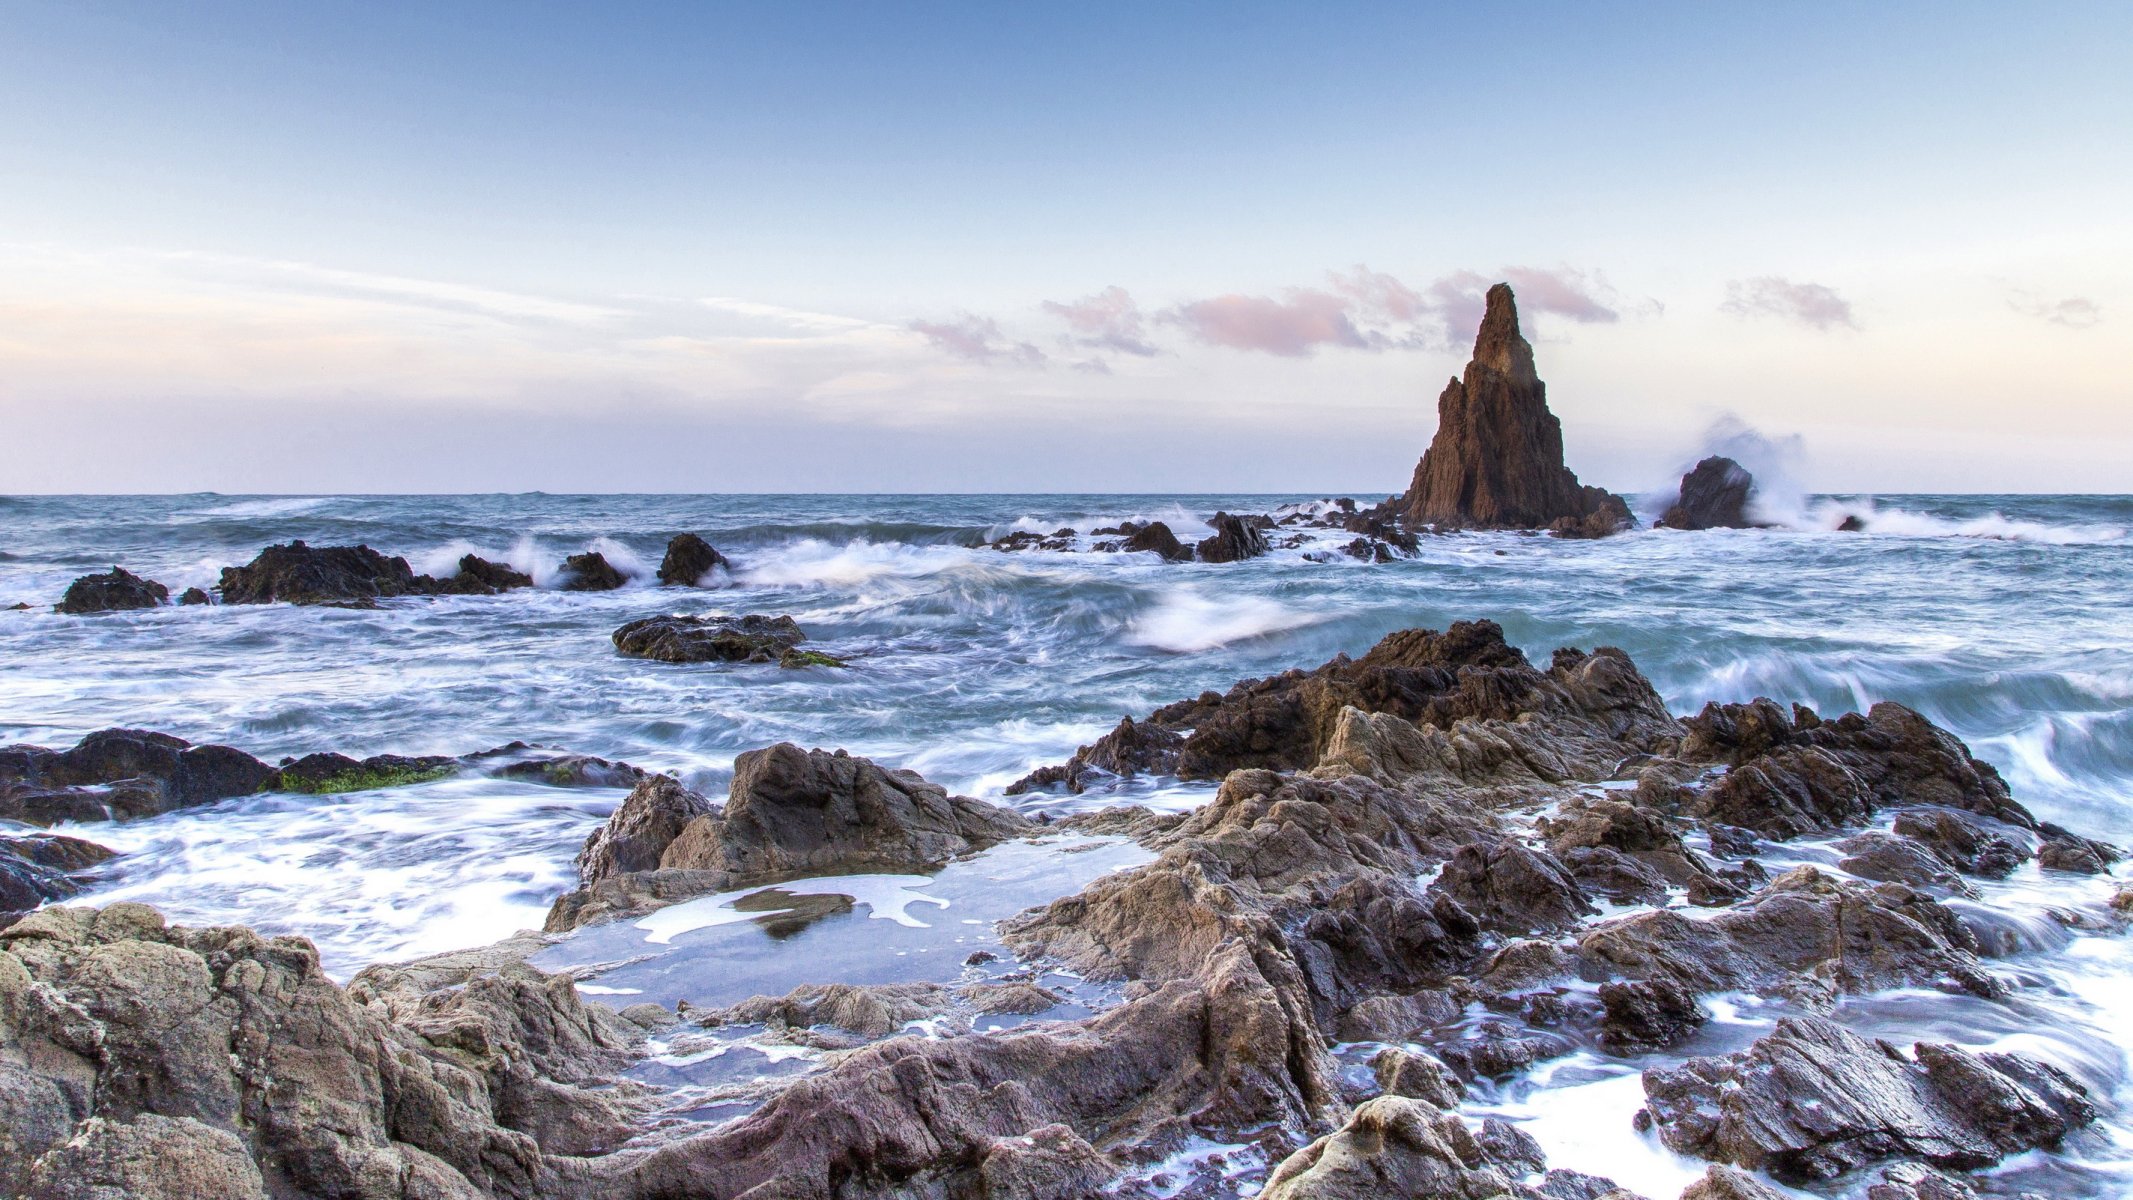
[1125,589,1324,653]
[633,874,948,945]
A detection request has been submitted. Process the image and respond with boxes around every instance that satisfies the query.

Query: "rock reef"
[54,567,168,614]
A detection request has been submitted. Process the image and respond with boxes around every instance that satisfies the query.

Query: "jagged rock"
[0,833,116,916]
[1597,977,1708,1053]
[2037,826,2119,874]
[974,1123,1113,1200]
[559,551,629,591]
[1890,808,2030,879]
[1259,1096,1536,1200]
[1835,832,1975,896]
[1658,457,1759,531]
[485,752,650,789]
[1370,1047,1465,1108]
[1005,716,1184,795]
[217,540,439,605]
[707,982,955,1038]
[611,613,807,663]
[55,567,168,614]
[1396,283,1630,534]
[451,553,535,592]
[177,586,211,605]
[1865,1162,1982,1199]
[657,534,728,586]
[548,745,1028,930]
[1680,1165,1790,1200]
[272,751,458,794]
[1640,1016,2095,1184]
[1119,520,1190,561]
[1579,866,2000,1005]
[1196,512,1270,563]
[1432,840,1593,935]
[0,729,275,826]
[1341,536,1396,562]
[1,904,645,1200]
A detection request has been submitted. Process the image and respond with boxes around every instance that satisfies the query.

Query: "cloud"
[908,313,1046,365]
[1417,267,1621,346]
[1162,288,1370,357]
[1721,277,1859,331]
[2008,290,2101,329]
[1042,286,1159,357]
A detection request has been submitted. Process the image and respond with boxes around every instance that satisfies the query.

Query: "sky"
[1,1,2128,494]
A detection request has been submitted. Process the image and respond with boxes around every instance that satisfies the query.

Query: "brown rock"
[1120,520,1190,562]
[217,541,439,606]
[559,551,629,591]
[1396,283,1630,533]
[657,533,729,587]
[55,567,168,614]
[1658,457,1760,531]
[1196,512,1270,563]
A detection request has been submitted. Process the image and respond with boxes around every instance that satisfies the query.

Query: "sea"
[3,490,2130,1197]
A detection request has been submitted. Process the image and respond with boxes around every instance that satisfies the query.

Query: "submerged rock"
[272,751,459,794]
[1396,284,1631,534]
[1196,511,1271,563]
[0,903,646,1199]
[559,550,630,591]
[1659,456,1760,530]
[0,832,115,917]
[1640,1015,2095,1183]
[547,744,1029,930]
[611,613,808,663]
[657,533,728,587]
[55,567,168,614]
[217,540,438,606]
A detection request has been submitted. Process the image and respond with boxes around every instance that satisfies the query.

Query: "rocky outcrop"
[547,745,1029,930]
[450,553,535,592]
[1396,284,1630,535]
[1259,1095,1550,1200]
[0,833,115,919]
[657,534,728,586]
[611,613,809,664]
[1005,716,1184,795]
[1121,521,1190,562]
[559,551,629,591]
[1640,1016,2095,1183]
[1196,512,1270,563]
[55,567,168,614]
[0,728,275,826]
[177,586,212,605]
[272,750,460,794]
[217,541,441,605]
[0,903,645,1199]
[1658,456,1759,530]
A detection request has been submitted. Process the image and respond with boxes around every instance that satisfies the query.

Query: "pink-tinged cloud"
[1162,289,1369,356]
[1328,265,1425,323]
[1042,286,1159,357]
[1721,277,1859,331]
[1423,267,1621,344]
[2008,291,2101,329]
[909,313,1046,365]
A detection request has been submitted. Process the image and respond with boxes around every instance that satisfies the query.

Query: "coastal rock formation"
[272,750,460,794]
[1658,456,1760,530]
[1258,1095,1552,1200]
[0,833,114,918]
[451,553,535,592]
[1121,520,1190,562]
[1640,1016,2095,1183]
[0,904,646,1199]
[559,551,629,591]
[1197,512,1271,563]
[178,586,212,605]
[1006,716,1183,794]
[55,567,168,614]
[0,728,275,825]
[657,533,729,586]
[547,745,1029,930]
[1396,284,1631,536]
[218,541,440,605]
[612,613,809,664]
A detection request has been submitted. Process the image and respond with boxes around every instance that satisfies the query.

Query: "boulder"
[20,1114,267,1200]
[657,534,728,587]
[1658,457,1760,530]
[611,613,807,664]
[1196,512,1270,563]
[0,729,276,826]
[1121,520,1191,562]
[1005,716,1184,795]
[1597,977,1708,1053]
[1396,283,1631,534]
[217,541,438,605]
[1680,1165,1791,1200]
[548,745,1029,930]
[450,554,535,592]
[1890,808,2030,879]
[177,586,212,606]
[1431,840,1593,935]
[559,551,629,591]
[1640,1016,2095,1183]
[0,833,116,915]
[271,751,459,794]
[55,567,168,614]
[1259,1096,1539,1200]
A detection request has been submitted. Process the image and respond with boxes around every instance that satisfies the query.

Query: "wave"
[1125,589,1326,653]
[734,537,985,590]
[1809,499,2128,544]
[171,496,338,522]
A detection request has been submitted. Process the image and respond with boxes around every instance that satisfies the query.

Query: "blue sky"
[2,1,2128,492]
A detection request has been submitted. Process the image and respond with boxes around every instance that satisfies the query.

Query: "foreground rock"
[0,728,275,825]
[611,613,814,664]
[0,903,647,1198]
[55,566,168,614]
[1658,456,1760,530]
[218,540,445,605]
[657,533,729,586]
[1641,1015,2095,1183]
[1396,284,1632,536]
[547,744,1029,930]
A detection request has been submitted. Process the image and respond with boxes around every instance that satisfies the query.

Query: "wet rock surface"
[1658,456,1760,531]
[217,540,444,605]
[558,551,629,591]
[0,833,115,919]
[611,613,809,663]
[657,533,728,586]
[1120,520,1190,561]
[1640,1015,2096,1183]
[55,566,168,614]
[548,744,1029,930]
[451,553,536,592]
[1196,511,1271,563]
[1396,283,1631,534]
[0,728,276,825]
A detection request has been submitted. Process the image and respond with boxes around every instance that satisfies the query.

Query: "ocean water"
[3,491,2130,1196]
